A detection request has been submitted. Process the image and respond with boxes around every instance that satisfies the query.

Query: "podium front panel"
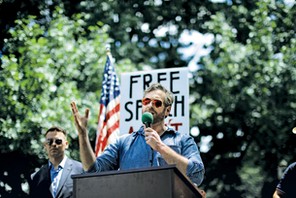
[72,166,202,198]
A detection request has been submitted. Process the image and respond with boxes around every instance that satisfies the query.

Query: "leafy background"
[0,0,295,197]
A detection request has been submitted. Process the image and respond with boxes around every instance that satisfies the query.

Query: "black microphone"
[142,112,153,128]
[142,112,154,166]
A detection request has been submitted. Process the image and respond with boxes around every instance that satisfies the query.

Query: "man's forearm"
[156,143,189,175]
[79,133,96,171]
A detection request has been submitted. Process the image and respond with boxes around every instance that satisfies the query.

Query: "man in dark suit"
[29,126,83,198]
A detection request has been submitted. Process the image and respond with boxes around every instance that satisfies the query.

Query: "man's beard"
[153,109,166,124]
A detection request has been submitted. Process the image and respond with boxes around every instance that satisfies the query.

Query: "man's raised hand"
[70,101,90,136]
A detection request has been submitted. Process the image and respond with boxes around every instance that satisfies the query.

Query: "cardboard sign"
[120,67,189,135]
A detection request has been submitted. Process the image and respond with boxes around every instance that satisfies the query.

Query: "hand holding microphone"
[142,112,162,151]
[142,112,155,166]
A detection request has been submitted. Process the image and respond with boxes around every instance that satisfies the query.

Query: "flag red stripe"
[97,119,119,153]
[95,55,120,156]
[95,102,120,156]
[95,119,119,156]
[105,102,120,120]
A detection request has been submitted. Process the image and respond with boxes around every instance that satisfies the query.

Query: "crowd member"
[29,126,83,198]
[71,83,205,185]
[273,161,296,198]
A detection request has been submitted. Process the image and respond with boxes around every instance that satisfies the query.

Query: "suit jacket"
[29,158,83,198]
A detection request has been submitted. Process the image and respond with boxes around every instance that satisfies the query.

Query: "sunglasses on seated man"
[142,98,163,108]
[46,138,63,146]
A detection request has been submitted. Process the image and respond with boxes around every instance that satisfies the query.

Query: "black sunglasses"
[46,138,63,146]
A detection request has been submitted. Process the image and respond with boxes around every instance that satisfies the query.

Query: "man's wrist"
[156,142,167,154]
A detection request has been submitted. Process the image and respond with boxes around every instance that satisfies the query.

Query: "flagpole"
[106,44,111,57]
[106,44,115,65]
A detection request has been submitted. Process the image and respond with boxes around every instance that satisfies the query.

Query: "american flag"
[95,55,120,156]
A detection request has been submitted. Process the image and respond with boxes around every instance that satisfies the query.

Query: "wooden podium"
[72,165,203,198]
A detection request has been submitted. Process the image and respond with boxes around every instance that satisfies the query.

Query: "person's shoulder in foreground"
[273,162,296,198]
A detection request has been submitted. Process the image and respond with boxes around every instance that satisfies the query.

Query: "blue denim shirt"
[88,126,205,185]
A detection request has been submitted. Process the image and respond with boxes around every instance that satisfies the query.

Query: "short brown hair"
[144,83,174,107]
[45,126,67,136]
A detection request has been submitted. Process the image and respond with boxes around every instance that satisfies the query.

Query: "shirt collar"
[165,127,175,133]
[132,126,144,137]
[134,126,176,136]
[48,156,67,169]
[59,156,67,169]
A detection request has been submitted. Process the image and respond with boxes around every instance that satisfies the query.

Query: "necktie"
[51,166,62,197]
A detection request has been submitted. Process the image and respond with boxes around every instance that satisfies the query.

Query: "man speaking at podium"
[70,83,205,186]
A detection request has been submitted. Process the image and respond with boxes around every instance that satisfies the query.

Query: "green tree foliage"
[0,0,295,197]
[0,6,134,197]
[77,0,218,68]
[191,1,296,197]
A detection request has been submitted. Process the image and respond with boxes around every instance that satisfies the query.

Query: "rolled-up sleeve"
[186,158,205,185]
[182,136,205,185]
[87,138,121,173]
